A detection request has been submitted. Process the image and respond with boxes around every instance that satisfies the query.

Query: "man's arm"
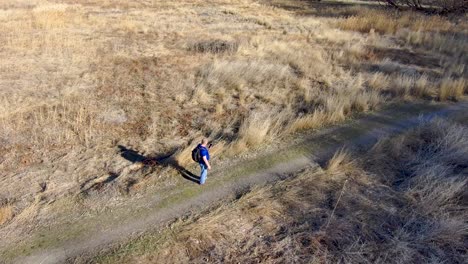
[202,156,211,170]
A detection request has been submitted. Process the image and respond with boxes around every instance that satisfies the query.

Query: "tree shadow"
[117,145,200,184]
[263,0,383,18]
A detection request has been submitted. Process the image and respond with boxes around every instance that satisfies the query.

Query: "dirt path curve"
[14,101,468,264]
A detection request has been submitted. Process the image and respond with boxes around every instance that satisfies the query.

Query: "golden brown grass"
[0,0,466,246]
[334,7,466,105]
[413,74,431,97]
[287,110,327,133]
[1,0,463,167]
[398,29,468,55]
[96,118,468,264]
[238,112,273,147]
[439,77,467,101]
[0,205,14,226]
[325,148,354,175]
[337,9,454,35]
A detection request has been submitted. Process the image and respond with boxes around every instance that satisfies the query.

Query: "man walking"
[197,138,211,185]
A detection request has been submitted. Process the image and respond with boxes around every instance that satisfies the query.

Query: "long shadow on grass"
[264,0,382,18]
[117,145,200,184]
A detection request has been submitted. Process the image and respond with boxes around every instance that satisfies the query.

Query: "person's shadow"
[117,145,200,184]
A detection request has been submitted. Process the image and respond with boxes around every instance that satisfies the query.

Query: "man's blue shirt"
[197,144,210,163]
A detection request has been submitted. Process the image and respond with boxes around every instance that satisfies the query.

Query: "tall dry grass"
[325,148,354,175]
[0,205,14,226]
[337,6,467,101]
[97,118,468,264]
[2,0,464,174]
[438,77,467,101]
[0,0,466,236]
[337,9,454,35]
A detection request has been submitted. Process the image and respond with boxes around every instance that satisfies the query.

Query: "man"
[197,138,211,185]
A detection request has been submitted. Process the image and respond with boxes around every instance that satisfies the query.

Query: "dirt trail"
[12,101,468,264]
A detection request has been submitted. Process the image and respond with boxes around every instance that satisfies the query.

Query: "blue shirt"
[198,144,210,163]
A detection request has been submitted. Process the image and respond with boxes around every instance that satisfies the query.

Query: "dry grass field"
[0,0,466,260]
[95,118,468,263]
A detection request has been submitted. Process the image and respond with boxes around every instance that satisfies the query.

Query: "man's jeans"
[199,163,208,184]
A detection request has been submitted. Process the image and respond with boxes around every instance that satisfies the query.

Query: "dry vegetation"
[0,0,467,256]
[375,0,467,13]
[0,204,14,226]
[96,118,468,263]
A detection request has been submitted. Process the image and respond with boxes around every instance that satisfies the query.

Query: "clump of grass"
[398,30,467,55]
[188,39,239,54]
[367,118,468,193]
[392,74,415,98]
[337,12,398,34]
[351,90,381,112]
[438,77,466,101]
[413,74,431,97]
[325,148,354,175]
[368,73,434,99]
[0,204,14,226]
[367,72,390,91]
[237,112,273,147]
[32,4,70,30]
[287,110,326,133]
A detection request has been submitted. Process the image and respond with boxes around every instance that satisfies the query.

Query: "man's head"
[201,138,209,146]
